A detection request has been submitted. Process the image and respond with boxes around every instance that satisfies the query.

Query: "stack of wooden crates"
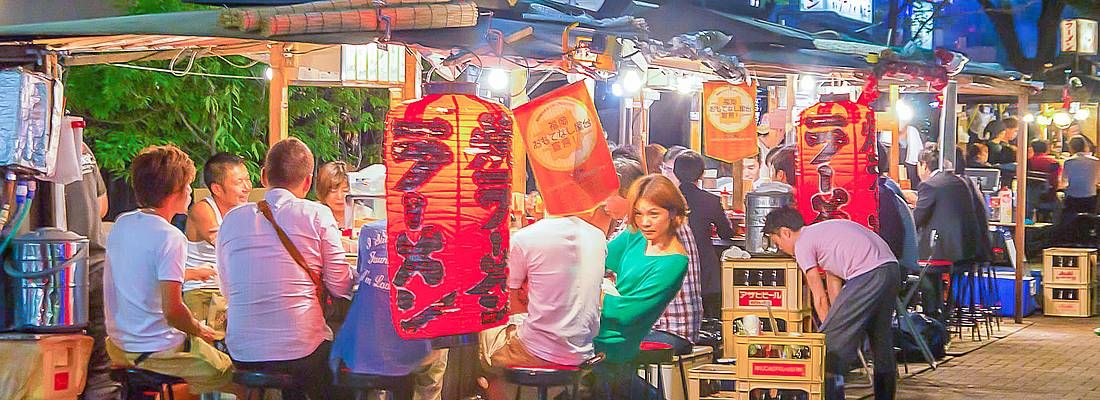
[721,257,813,352]
[1042,248,1098,317]
[685,257,823,400]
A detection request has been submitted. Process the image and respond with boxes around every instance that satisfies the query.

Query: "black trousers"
[81,258,122,400]
[235,341,334,400]
[1064,195,1098,216]
[822,263,899,400]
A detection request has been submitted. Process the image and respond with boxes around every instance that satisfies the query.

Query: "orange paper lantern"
[384,82,513,339]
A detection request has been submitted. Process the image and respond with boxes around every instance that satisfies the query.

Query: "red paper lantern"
[796,101,880,231]
[384,82,513,339]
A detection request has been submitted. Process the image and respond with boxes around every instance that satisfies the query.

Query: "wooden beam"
[1014,93,1029,324]
[269,43,290,147]
[61,44,273,66]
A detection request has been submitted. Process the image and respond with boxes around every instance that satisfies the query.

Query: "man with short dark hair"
[763,207,899,400]
[660,145,689,185]
[673,150,734,320]
[182,152,252,334]
[987,117,1019,165]
[913,146,989,322]
[1062,136,1100,215]
[1027,139,1061,206]
[218,138,353,400]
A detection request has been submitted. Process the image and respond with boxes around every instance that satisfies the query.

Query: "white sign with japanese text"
[801,0,873,23]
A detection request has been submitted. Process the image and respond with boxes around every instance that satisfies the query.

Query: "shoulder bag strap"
[257,200,325,303]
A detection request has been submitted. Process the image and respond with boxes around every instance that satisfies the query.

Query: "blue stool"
[233,370,297,400]
[110,367,184,400]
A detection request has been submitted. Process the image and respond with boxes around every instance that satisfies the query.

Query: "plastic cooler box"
[951,269,1039,317]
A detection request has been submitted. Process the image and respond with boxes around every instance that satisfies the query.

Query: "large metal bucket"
[744,191,794,255]
[5,228,88,332]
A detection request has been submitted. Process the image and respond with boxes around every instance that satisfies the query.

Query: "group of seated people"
[101,138,743,399]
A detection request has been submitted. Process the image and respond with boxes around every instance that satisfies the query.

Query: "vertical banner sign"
[796,101,880,230]
[384,86,513,339]
[514,81,619,216]
[703,81,758,162]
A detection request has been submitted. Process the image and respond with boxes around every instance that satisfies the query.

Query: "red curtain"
[384,92,513,339]
[795,101,880,231]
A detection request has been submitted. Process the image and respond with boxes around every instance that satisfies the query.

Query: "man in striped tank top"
[183,152,253,333]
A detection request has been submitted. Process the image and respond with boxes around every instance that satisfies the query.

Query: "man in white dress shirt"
[217,138,354,400]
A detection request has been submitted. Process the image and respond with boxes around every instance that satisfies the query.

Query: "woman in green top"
[595,174,690,399]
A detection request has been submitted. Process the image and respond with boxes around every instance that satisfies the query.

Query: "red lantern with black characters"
[384,82,513,339]
[796,100,880,231]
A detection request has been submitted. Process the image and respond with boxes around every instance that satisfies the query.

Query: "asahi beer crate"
[1043,248,1098,285]
[1043,283,1098,317]
[722,258,809,314]
[733,333,825,383]
[735,380,823,400]
[722,308,814,357]
[686,363,738,400]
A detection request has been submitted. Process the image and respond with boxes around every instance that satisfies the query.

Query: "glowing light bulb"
[620,69,643,94]
[1022,113,1035,123]
[486,69,509,92]
[1053,111,1073,128]
[264,67,274,80]
[896,101,914,122]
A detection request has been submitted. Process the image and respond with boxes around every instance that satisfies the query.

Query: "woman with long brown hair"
[595,174,690,398]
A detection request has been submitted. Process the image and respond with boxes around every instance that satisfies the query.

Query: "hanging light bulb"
[1053,111,1073,128]
[1074,108,1091,121]
[799,74,817,92]
[610,82,624,97]
[264,67,274,80]
[896,100,914,122]
[1022,113,1036,123]
[485,69,509,93]
[620,69,644,95]
[1037,115,1052,126]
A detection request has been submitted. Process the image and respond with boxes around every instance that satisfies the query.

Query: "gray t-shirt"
[65,143,107,265]
[1063,154,1099,199]
[794,220,897,280]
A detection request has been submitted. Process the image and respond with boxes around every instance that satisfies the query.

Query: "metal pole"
[938,81,958,170]
[1014,94,1029,324]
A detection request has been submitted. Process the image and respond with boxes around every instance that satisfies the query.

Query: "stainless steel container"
[745,190,794,255]
[4,228,88,332]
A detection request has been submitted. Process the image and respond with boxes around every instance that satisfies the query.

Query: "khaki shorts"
[183,288,227,333]
[106,336,233,394]
[479,325,558,372]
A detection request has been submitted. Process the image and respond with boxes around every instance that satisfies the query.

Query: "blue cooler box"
[951,269,1038,317]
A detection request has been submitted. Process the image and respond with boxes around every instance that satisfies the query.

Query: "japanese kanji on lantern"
[384,82,513,339]
[795,100,880,231]
[514,81,619,215]
[703,81,758,162]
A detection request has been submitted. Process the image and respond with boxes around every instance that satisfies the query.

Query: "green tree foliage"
[65,0,389,185]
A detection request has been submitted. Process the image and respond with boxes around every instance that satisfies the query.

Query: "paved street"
[882,316,1100,400]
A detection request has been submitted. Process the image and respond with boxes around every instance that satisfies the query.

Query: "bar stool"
[634,342,676,400]
[334,368,415,400]
[233,370,297,400]
[504,353,603,400]
[111,367,185,400]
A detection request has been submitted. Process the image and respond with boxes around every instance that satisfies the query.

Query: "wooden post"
[268,44,290,147]
[690,91,702,153]
[509,69,530,194]
[888,85,901,180]
[1014,94,1029,324]
[785,75,797,144]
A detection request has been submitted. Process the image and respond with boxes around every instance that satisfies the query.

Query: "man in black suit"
[913,145,990,323]
[674,150,736,318]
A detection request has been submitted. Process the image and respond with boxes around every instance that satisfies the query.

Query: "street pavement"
[870,315,1100,399]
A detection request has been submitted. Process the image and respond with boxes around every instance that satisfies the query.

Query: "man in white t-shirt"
[104,145,239,396]
[479,205,613,399]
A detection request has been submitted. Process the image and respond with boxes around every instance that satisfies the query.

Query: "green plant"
[65,0,389,184]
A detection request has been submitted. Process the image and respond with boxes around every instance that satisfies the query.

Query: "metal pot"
[4,228,88,332]
[745,190,794,255]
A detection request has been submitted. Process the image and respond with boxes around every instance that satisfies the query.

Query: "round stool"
[110,367,184,400]
[334,368,415,400]
[504,365,581,400]
[634,342,675,400]
[233,370,297,400]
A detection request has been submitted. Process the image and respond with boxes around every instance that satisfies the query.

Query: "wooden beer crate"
[733,333,825,383]
[722,308,814,357]
[1043,248,1098,285]
[736,380,823,400]
[722,258,809,314]
[640,346,715,400]
[686,363,737,400]
[1043,283,1098,317]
